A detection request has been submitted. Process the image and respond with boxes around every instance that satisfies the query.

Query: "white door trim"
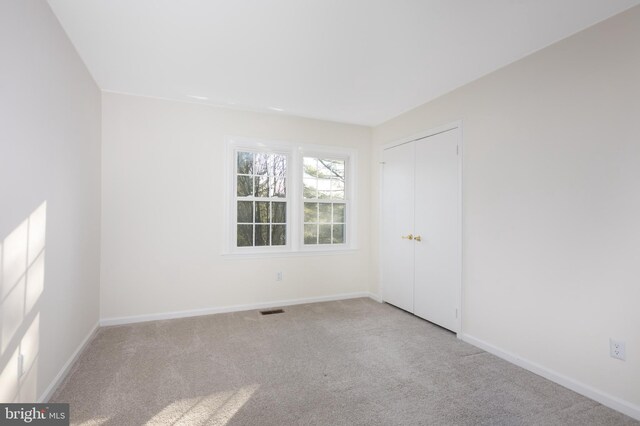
[379,120,463,335]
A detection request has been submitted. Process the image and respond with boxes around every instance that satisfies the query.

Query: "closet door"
[413,128,460,332]
[381,141,415,312]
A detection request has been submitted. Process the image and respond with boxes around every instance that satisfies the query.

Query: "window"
[302,157,347,245]
[227,137,355,254]
[235,151,288,247]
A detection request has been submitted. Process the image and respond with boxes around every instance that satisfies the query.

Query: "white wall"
[372,6,640,412]
[0,0,101,402]
[100,93,372,321]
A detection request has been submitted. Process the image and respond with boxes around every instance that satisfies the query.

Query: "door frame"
[379,120,463,335]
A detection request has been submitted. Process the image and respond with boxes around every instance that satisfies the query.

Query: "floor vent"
[260,309,284,315]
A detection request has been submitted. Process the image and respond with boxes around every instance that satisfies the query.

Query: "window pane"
[237,152,253,174]
[303,178,317,198]
[317,179,331,199]
[255,176,270,197]
[273,202,286,223]
[331,179,344,191]
[304,203,318,223]
[318,204,332,223]
[270,154,287,177]
[237,176,253,197]
[273,178,286,198]
[332,160,345,179]
[237,201,253,223]
[272,225,286,246]
[317,160,333,178]
[233,149,291,250]
[255,224,270,246]
[332,224,345,244]
[237,225,253,247]
[255,153,269,175]
[303,157,317,178]
[332,191,344,200]
[318,178,331,191]
[304,224,318,244]
[255,201,270,223]
[333,203,345,223]
[318,224,332,244]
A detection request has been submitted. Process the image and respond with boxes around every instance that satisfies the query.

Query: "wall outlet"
[610,339,626,361]
[276,272,283,281]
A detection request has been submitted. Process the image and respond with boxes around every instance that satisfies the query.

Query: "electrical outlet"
[610,339,626,361]
[276,272,283,281]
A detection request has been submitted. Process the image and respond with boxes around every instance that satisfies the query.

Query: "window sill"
[221,247,359,260]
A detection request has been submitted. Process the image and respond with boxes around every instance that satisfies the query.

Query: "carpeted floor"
[52,298,637,425]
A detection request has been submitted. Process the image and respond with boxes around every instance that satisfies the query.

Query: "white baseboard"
[367,292,383,303]
[459,333,640,421]
[100,291,377,327]
[38,321,100,403]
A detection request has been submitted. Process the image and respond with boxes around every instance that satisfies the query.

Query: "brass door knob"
[401,234,413,240]
[414,235,422,242]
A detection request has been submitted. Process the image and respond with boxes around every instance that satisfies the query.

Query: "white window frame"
[298,149,353,252]
[223,136,357,256]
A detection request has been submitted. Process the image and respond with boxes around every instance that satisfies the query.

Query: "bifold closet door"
[381,126,461,332]
[381,141,415,313]
[413,128,459,332]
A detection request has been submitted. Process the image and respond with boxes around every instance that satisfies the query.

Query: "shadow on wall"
[0,202,46,403]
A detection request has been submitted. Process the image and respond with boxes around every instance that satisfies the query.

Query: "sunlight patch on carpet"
[145,384,260,426]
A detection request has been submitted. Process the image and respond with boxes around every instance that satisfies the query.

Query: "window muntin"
[235,151,288,247]
[302,157,347,245]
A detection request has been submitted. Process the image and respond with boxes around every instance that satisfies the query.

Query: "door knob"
[401,234,413,240]
[414,235,422,242]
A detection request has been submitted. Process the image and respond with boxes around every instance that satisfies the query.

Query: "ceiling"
[47,0,639,126]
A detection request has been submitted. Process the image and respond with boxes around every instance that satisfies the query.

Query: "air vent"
[260,309,284,315]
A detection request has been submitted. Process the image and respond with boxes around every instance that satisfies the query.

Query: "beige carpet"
[52,298,637,425]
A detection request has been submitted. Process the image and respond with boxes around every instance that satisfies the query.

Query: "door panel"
[413,129,460,332]
[381,142,415,312]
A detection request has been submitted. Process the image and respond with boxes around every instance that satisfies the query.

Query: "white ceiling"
[48,0,639,126]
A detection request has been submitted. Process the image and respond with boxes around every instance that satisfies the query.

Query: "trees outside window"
[302,157,347,245]
[228,138,354,254]
[235,151,288,247]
